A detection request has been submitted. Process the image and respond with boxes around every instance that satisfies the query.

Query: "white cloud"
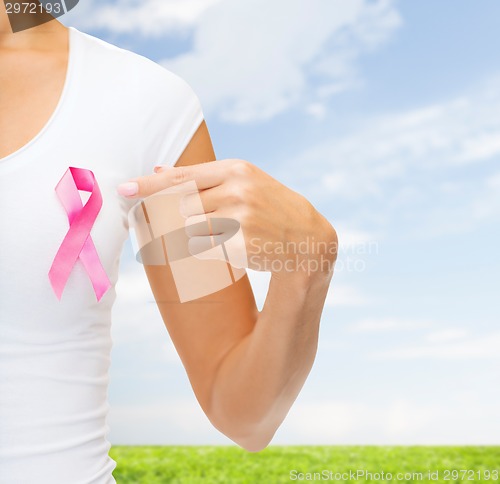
[325,283,371,307]
[161,0,401,123]
[426,328,468,343]
[487,171,500,188]
[65,0,223,36]
[109,394,500,445]
[305,102,328,120]
[109,398,230,445]
[349,318,431,333]
[455,131,500,164]
[288,75,500,238]
[275,397,500,445]
[293,83,500,199]
[64,0,401,121]
[374,330,500,360]
[336,225,381,249]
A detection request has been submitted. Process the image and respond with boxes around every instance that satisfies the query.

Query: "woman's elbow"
[209,414,276,453]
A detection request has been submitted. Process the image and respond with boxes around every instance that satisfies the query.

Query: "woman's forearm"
[207,267,334,452]
[125,159,338,451]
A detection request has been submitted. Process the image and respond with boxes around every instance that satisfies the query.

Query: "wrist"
[269,264,332,312]
[277,200,337,277]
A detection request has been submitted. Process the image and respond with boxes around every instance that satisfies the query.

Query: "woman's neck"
[0,4,66,49]
[0,3,12,33]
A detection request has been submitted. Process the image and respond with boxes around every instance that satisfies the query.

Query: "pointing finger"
[117,161,226,199]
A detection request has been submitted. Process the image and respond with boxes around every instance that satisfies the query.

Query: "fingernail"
[154,164,174,173]
[117,182,138,197]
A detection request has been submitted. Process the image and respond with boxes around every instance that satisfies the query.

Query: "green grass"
[109,446,500,483]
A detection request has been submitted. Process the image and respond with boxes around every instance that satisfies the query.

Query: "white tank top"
[0,26,203,483]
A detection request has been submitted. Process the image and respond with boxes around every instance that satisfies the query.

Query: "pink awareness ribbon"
[48,167,111,301]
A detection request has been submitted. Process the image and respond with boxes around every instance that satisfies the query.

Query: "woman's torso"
[0,26,203,483]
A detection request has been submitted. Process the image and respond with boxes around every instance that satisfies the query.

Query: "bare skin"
[1,6,338,452]
[0,4,68,159]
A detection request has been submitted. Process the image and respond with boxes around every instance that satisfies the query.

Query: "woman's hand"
[117,159,338,275]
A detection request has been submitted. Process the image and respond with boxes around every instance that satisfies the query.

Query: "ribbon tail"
[48,239,81,300]
[80,236,112,301]
[48,265,66,301]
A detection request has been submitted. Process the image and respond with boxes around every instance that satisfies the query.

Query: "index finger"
[118,159,226,199]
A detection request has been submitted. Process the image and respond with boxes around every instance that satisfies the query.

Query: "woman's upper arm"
[142,119,258,414]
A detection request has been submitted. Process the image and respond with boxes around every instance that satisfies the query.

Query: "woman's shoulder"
[72,27,193,96]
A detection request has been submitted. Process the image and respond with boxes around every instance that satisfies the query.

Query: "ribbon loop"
[48,167,111,301]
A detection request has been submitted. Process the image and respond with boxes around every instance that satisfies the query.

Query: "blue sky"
[63,0,499,445]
